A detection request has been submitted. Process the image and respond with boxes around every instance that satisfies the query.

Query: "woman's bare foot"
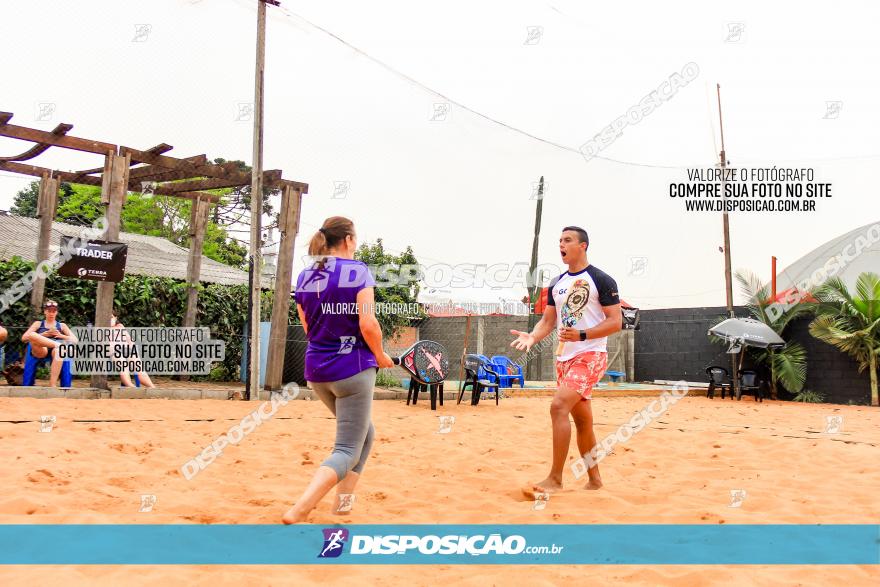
[521,477,563,499]
[281,504,310,525]
[584,477,603,490]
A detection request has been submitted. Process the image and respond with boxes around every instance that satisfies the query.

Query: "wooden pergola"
[0,111,307,391]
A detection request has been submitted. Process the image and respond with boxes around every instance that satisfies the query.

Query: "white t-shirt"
[548,265,620,361]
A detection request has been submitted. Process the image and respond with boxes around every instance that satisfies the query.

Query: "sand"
[0,393,878,585]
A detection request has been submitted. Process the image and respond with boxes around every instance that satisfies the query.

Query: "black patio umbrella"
[708,318,785,349]
[708,318,786,400]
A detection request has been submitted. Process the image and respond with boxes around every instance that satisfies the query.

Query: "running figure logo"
[338,336,356,355]
[300,257,336,293]
[318,528,349,558]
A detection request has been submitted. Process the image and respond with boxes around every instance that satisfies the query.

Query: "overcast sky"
[2,0,878,308]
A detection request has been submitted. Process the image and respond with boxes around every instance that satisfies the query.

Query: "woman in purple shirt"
[282,216,393,524]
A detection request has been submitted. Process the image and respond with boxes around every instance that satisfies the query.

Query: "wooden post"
[30,174,59,312]
[90,151,129,390]
[716,84,739,397]
[247,0,267,399]
[180,196,211,381]
[183,196,210,327]
[626,329,635,382]
[526,176,544,380]
[264,186,302,391]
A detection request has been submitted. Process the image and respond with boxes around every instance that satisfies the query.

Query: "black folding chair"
[407,379,444,410]
[737,369,764,402]
[457,354,501,406]
[706,366,733,399]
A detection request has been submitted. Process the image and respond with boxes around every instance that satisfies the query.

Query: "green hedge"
[0,256,294,380]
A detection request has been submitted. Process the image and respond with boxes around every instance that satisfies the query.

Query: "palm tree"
[809,273,880,407]
[732,270,809,399]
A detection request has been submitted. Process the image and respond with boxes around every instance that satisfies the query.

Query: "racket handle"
[392,357,400,365]
[556,341,565,356]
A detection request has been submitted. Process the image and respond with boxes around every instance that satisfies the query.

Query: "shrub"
[375,369,402,388]
[0,256,295,380]
[793,389,825,403]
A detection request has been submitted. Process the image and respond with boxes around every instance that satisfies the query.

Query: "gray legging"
[310,367,376,482]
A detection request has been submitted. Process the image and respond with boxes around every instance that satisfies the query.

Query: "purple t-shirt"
[295,257,378,382]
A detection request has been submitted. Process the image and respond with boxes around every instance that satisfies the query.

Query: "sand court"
[0,393,878,584]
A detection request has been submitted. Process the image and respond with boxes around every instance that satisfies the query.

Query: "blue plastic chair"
[475,354,498,385]
[490,355,525,388]
[23,343,73,387]
[457,354,502,405]
[605,370,625,382]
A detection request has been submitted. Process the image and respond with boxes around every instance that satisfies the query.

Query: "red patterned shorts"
[556,351,607,401]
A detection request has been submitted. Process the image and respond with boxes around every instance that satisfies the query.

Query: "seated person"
[21,300,77,387]
[111,310,155,389]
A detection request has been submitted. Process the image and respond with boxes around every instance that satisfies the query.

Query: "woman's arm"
[357,287,393,368]
[296,304,308,335]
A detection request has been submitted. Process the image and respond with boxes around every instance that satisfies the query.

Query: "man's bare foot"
[521,478,563,499]
[281,504,309,525]
[584,477,603,490]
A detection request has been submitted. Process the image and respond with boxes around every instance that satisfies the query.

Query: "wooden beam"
[121,147,308,192]
[0,160,101,186]
[121,147,249,181]
[0,112,12,125]
[0,123,74,162]
[128,168,199,183]
[128,154,207,180]
[144,143,174,156]
[0,122,116,155]
[266,178,310,193]
[0,160,219,203]
[158,170,281,193]
[72,144,177,177]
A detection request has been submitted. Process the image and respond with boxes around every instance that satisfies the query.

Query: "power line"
[239,1,692,170]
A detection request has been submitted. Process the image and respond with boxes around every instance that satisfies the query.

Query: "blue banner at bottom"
[0,525,878,565]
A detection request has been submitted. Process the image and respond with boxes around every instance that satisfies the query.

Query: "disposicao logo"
[318,528,349,558]
[348,533,527,556]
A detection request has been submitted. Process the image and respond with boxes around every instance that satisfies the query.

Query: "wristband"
[579,330,588,341]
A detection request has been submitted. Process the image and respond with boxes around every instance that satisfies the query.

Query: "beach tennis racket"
[392,340,450,384]
[556,279,591,355]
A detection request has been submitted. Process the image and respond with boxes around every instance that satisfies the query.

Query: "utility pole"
[716,84,740,398]
[526,176,544,381]
[247,0,278,400]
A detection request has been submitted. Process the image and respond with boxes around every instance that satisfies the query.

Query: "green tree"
[56,184,104,225]
[717,270,810,398]
[354,239,425,338]
[11,181,76,218]
[9,180,248,268]
[809,273,880,406]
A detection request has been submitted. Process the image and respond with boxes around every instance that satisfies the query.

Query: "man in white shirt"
[511,226,622,495]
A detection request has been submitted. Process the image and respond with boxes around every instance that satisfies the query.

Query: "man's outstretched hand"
[509,329,535,351]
